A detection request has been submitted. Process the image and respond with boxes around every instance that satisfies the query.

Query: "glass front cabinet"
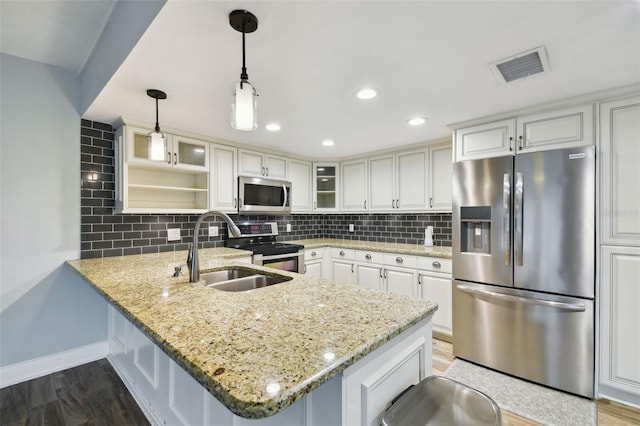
[313,163,339,211]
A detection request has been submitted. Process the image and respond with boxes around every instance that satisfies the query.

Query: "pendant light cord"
[240,17,248,87]
[154,96,160,132]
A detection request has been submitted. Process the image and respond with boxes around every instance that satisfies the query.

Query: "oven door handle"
[255,251,303,261]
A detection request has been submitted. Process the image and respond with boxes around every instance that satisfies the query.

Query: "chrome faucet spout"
[189,211,241,283]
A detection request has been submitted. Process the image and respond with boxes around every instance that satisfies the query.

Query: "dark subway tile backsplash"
[80,120,451,259]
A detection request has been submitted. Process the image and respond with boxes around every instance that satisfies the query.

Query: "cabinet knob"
[432,261,441,268]
[365,254,371,260]
[311,251,317,256]
[396,257,403,264]
[339,250,345,256]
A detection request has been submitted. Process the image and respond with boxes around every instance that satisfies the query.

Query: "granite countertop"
[67,247,437,419]
[288,238,452,259]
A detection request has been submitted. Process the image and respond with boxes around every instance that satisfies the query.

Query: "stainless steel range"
[226,221,304,273]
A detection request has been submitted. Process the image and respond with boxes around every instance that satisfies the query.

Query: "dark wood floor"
[0,358,149,426]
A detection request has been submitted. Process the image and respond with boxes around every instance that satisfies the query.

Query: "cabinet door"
[428,144,452,210]
[516,104,593,153]
[419,272,452,337]
[341,160,368,211]
[265,154,288,179]
[126,125,172,168]
[599,245,640,403]
[454,118,516,161]
[385,267,417,298]
[289,159,313,212]
[209,144,237,212]
[238,149,265,176]
[332,260,354,284]
[314,164,338,211]
[368,155,395,210]
[397,150,428,210]
[304,261,323,278]
[356,263,384,290]
[172,135,209,171]
[600,96,640,246]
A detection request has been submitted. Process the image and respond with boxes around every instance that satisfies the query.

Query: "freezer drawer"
[452,280,594,398]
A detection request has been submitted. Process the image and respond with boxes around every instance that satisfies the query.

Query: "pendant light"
[147,89,167,161]
[229,10,258,131]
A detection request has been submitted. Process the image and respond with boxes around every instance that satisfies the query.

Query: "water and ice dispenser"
[459,206,491,254]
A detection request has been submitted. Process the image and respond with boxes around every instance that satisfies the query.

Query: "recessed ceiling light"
[408,117,427,126]
[322,139,335,147]
[356,88,377,100]
[265,123,281,131]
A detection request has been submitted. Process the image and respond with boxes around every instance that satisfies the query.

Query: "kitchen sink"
[200,267,292,292]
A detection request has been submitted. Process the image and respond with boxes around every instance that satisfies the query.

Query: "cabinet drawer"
[356,250,384,264]
[383,253,417,269]
[331,248,355,260]
[305,248,325,260]
[416,257,452,274]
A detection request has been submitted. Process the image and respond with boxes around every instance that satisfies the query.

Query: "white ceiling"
[0,0,116,73]
[3,1,640,159]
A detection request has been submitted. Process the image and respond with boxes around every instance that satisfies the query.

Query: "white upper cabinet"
[368,154,396,210]
[516,104,594,153]
[454,118,516,162]
[341,159,368,211]
[238,148,288,179]
[428,144,452,210]
[454,104,594,161]
[313,163,339,212]
[126,125,209,171]
[289,159,313,212]
[600,96,640,246]
[209,144,237,213]
[367,150,430,212]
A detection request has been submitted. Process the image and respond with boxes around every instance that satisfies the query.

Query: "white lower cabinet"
[356,263,384,290]
[304,248,326,278]
[385,267,418,297]
[332,260,354,284]
[108,305,432,426]
[418,271,452,337]
[598,245,640,406]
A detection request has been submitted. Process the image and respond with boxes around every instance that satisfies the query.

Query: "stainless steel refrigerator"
[452,146,595,398]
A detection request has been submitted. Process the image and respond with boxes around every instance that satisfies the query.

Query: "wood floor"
[432,338,640,426]
[1,341,639,425]
[0,358,148,426]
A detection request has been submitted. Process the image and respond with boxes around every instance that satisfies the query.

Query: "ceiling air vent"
[490,46,550,83]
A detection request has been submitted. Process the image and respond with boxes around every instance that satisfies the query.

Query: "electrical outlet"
[286,223,292,232]
[167,228,181,241]
[208,226,219,237]
[349,224,354,232]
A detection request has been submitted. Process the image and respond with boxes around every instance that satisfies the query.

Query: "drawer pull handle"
[365,254,372,260]
[339,250,345,256]
[311,251,316,256]
[395,257,403,264]
[432,261,441,268]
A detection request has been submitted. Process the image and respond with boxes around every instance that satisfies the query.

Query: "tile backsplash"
[80,120,451,259]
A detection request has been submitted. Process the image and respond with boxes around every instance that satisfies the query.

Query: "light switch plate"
[286,224,292,232]
[349,224,354,232]
[209,226,219,237]
[167,228,181,241]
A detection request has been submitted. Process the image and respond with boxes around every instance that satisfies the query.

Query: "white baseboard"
[0,341,108,388]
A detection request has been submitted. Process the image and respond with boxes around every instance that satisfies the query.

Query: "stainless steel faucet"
[188,211,242,282]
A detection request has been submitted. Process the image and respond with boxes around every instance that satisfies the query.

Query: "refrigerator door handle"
[456,284,586,312]
[515,172,524,266]
[503,173,511,265]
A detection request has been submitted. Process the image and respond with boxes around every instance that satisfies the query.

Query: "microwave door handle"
[515,172,524,266]
[503,173,510,266]
[283,184,288,208]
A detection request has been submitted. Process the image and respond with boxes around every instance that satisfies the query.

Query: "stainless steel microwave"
[238,176,291,214]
